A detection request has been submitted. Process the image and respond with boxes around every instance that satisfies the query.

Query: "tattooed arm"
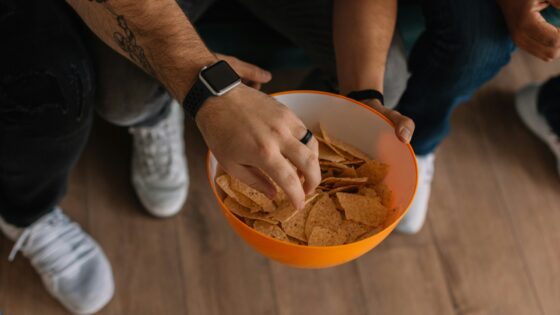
[66,0,321,209]
[67,0,216,100]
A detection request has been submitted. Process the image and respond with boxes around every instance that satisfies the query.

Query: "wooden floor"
[1,51,559,315]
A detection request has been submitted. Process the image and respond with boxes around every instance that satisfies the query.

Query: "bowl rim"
[205,90,419,249]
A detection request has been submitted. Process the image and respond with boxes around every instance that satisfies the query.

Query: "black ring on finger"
[299,129,313,145]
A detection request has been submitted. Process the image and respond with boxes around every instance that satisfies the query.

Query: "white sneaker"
[396,153,435,234]
[0,208,114,314]
[129,100,189,217]
[515,84,560,176]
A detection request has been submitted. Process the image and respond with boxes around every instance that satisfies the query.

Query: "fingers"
[257,150,306,209]
[548,0,560,9]
[281,136,321,195]
[226,164,277,198]
[527,16,560,48]
[389,112,416,143]
[519,32,560,60]
[515,12,560,60]
[364,99,415,143]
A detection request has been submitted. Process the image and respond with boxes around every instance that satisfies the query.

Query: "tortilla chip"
[374,183,393,208]
[327,185,359,195]
[319,142,346,162]
[281,199,316,241]
[318,124,348,159]
[355,227,383,241]
[304,194,342,239]
[336,192,387,227]
[341,160,366,166]
[338,167,358,178]
[308,226,346,246]
[223,197,278,224]
[356,160,389,185]
[319,161,350,169]
[270,193,319,223]
[230,177,276,213]
[287,236,307,245]
[321,177,368,187]
[216,175,261,212]
[243,218,256,227]
[339,220,371,243]
[358,186,379,198]
[329,137,371,161]
[253,221,289,241]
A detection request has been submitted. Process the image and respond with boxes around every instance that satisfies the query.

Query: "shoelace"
[8,209,96,277]
[130,117,183,178]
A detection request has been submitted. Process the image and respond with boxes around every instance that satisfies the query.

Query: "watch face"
[201,60,241,93]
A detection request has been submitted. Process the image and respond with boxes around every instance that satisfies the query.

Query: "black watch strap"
[347,89,384,105]
[183,78,213,119]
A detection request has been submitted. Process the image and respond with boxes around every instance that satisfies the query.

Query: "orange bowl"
[206,91,418,268]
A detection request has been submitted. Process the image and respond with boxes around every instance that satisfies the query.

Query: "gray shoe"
[0,208,114,314]
[129,100,189,217]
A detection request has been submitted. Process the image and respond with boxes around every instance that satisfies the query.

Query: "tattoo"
[89,0,155,75]
[112,15,155,75]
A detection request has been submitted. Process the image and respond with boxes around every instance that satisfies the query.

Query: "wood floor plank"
[269,262,368,315]
[428,103,543,315]
[473,89,560,315]
[356,227,455,315]
[177,120,279,315]
[84,120,187,315]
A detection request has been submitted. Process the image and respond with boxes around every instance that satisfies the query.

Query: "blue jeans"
[395,0,516,155]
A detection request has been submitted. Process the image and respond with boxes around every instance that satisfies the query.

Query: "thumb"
[363,98,415,144]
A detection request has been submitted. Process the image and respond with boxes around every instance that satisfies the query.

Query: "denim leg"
[0,0,95,227]
[396,0,515,155]
[538,75,560,136]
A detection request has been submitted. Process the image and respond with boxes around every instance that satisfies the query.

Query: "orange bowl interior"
[206,91,418,269]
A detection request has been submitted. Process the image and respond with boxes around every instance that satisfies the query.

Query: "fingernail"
[264,71,272,81]
[400,127,412,143]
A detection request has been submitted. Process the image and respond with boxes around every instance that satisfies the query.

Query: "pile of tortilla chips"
[216,124,395,247]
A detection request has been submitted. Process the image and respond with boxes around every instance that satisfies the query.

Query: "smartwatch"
[183,60,242,119]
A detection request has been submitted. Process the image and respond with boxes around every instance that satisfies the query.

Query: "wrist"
[337,60,385,95]
[194,83,246,128]
[347,89,384,105]
[183,59,242,120]
[170,54,218,101]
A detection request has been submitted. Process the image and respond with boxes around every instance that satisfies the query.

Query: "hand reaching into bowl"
[196,84,321,211]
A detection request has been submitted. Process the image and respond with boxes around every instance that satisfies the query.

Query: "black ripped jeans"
[0,0,172,227]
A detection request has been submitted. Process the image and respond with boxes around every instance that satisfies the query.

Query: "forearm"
[333,0,397,94]
[67,0,216,101]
